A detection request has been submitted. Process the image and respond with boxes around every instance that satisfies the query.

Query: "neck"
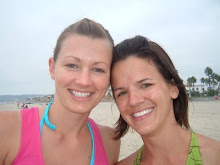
[141,125,191,163]
[47,100,90,135]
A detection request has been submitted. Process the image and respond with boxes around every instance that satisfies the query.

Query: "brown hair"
[53,18,114,61]
[111,35,189,139]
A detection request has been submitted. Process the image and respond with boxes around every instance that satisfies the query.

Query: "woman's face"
[49,34,112,114]
[111,56,179,136]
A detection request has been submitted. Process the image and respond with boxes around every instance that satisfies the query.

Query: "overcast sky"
[0,0,219,95]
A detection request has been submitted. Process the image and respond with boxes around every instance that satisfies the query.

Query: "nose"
[75,69,92,87]
[128,90,144,107]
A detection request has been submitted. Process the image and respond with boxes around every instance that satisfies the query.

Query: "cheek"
[150,84,171,102]
[95,75,110,90]
[144,88,160,103]
[55,69,72,87]
[115,99,127,115]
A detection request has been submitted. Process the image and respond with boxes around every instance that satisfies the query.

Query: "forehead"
[61,34,112,51]
[113,56,157,73]
[112,56,162,84]
[58,34,113,61]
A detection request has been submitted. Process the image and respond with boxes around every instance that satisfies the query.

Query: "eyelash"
[141,83,151,88]
[66,64,105,73]
[116,84,152,98]
[93,68,105,73]
[117,91,127,97]
[66,64,77,68]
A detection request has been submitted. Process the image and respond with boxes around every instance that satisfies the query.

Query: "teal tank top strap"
[134,146,143,165]
[87,121,95,165]
[39,99,95,165]
[40,99,56,134]
[186,131,203,165]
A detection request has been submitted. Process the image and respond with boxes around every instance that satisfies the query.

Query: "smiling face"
[49,34,112,114]
[111,56,179,136]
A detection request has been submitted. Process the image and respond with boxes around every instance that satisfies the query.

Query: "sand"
[0,100,220,160]
[91,100,220,160]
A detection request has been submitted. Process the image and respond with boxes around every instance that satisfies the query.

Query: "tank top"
[12,107,109,165]
[134,131,203,165]
[186,131,203,165]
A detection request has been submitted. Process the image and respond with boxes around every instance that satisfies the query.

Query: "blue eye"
[142,84,151,88]
[66,64,77,68]
[93,68,105,73]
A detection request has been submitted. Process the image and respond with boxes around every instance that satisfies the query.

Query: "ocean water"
[0,94,46,104]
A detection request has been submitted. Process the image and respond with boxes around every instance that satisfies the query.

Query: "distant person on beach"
[0,18,120,165]
[16,100,19,109]
[20,103,25,109]
[111,35,220,165]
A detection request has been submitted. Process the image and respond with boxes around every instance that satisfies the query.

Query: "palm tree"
[187,77,192,86]
[205,67,213,78]
[205,67,213,89]
[204,78,211,88]
[187,76,197,96]
[211,73,218,89]
[213,73,220,95]
[191,76,197,87]
[187,77,193,97]
[200,77,205,93]
[216,74,220,88]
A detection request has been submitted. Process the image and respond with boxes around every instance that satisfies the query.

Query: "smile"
[70,90,92,98]
[132,108,154,118]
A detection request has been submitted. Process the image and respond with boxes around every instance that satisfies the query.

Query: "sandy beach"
[0,100,220,160]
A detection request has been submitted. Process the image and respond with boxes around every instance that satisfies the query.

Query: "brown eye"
[118,91,127,97]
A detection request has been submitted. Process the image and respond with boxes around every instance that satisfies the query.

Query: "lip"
[132,107,154,120]
[69,89,93,100]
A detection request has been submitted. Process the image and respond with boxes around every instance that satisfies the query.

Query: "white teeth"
[133,108,153,118]
[71,91,91,97]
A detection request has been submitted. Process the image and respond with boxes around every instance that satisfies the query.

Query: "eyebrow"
[137,78,152,83]
[93,61,109,67]
[113,78,152,92]
[113,87,124,93]
[64,56,109,66]
[64,56,81,62]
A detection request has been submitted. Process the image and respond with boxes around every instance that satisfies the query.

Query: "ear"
[170,84,179,99]
[49,57,55,80]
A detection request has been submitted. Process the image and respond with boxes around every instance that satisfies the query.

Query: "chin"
[135,126,155,136]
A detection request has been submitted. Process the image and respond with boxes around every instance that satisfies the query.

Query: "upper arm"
[98,125,121,165]
[0,111,21,165]
[204,140,220,165]
[197,133,220,165]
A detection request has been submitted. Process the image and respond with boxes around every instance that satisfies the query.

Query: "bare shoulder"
[196,133,220,165]
[0,110,21,139]
[116,150,138,165]
[0,111,21,164]
[98,124,117,139]
[98,124,121,165]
